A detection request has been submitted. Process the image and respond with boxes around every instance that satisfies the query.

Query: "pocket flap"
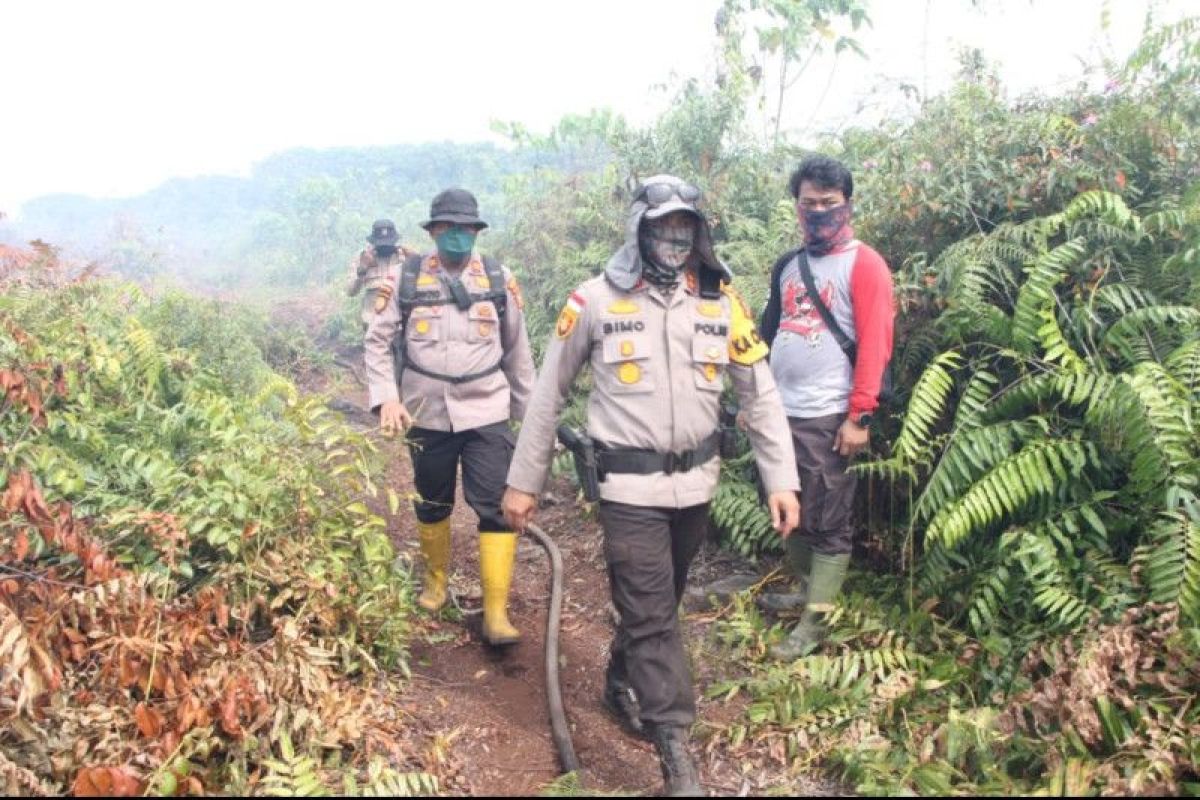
[602,333,651,363]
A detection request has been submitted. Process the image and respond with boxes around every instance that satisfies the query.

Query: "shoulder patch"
[556,292,587,339]
[724,285,768,365]
[374,281,395,314]
[507,276,525,310]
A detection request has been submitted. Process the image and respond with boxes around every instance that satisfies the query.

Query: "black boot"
[602,673,647,739]
[652,725,703,797]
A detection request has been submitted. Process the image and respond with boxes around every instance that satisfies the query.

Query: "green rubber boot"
[769,552,850,661]
[757,535,813,614]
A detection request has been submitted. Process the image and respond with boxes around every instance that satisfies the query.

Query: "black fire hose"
[524,522,581,774]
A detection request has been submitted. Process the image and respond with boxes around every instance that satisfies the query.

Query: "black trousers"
[406,422,515,532]
[789,414,857,556]
[599,501,709,729]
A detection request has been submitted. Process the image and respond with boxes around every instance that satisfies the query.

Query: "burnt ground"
[273,291,847,797]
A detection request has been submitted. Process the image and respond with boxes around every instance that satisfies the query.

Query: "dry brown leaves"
[1001,604,1200,795]
[0,468,413,795]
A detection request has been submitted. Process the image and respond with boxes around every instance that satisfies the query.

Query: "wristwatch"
[851,412,873,428]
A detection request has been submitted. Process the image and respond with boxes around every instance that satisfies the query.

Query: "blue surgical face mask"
[435,228,477,262]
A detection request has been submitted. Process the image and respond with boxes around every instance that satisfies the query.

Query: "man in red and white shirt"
[758,155,894,660]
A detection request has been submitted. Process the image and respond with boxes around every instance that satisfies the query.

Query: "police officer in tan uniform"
[502,176,800,797]
[365,189,535,646]
[347,219,414,330]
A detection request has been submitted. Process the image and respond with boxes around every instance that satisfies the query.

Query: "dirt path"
[272,291,847,796]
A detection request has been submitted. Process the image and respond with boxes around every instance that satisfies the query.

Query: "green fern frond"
[951,371,1000,431]
[1102,305,1200,365]
[914,417,1049,525]
[351,759,440,797]
[125,318,165,398]
[1132,510,1200,622]
[711,479,777,557]
[1090,362,1197,499]
[925,439,1094,550]
[260,733,328,797]
[892,350,963,466]
[1165,340,1200,399]
[1011,238,1088,355]
[1037,305,1087,371]
[1062,191,1138,231]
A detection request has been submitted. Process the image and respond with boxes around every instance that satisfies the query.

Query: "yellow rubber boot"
[479,532,521,645]
[416,519,451,612]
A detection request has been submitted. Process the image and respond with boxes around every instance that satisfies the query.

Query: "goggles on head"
[635,180,702,207]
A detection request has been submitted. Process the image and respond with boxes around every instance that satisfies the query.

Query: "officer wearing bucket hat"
[364,188,535,647]
[502,175,800,796]
[346,219,414,330]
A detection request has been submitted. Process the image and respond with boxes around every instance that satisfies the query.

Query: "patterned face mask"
[642,215,696,287]
[801,202,854,257]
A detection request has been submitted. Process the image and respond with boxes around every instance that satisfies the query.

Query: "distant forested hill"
[12,140,572,285]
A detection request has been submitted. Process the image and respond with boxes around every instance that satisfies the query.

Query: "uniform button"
[618,362,641,384]
[704,363,719,382]
[415,320,431,334]
[620,340,634,357]
[705,345,721,360]
[478,322,494,337]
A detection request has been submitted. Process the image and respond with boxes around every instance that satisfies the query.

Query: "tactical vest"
[392,253,509,385]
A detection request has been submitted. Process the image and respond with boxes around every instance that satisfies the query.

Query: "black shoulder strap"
[481,255,507,319]
[796,249,857,364]
[397,253,425,321]
[771,248,801,292]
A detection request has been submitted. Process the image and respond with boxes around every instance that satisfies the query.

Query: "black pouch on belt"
[556,425,602,502]
[719,402,739,459]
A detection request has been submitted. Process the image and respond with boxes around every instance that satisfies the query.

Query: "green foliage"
[690,13,1200,796]
[0,278,410,667]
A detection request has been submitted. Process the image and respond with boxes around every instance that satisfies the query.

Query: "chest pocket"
[407,306,441,342]
[467,301,500,343]
[692,337,729,390]
[600,329,655,394]
[691,299,731,391]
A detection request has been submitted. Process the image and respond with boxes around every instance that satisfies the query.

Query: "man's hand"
[833,417,871,458]
[767,491,801,538]
[357,249,376,276]
[502,487,538,533]
[380,400,414,437]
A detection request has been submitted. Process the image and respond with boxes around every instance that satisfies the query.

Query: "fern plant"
[867,190,1200,634]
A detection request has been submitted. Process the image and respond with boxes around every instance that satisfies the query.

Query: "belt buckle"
[664,450,693,475]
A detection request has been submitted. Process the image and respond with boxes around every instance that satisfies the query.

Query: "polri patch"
[556,292,586,339]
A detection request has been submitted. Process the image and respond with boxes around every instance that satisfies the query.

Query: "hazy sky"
[1,0,1190,216]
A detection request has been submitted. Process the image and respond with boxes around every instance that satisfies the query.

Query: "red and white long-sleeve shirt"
[765,241,894,419]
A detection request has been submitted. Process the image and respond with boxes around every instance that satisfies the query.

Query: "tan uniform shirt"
[364,251,535,433]
[347,247,404,327]
[508,271,799,508]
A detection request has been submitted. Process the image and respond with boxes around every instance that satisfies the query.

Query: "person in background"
[364,190,534,647]
[347,218,413,330]
[757,154,894,660]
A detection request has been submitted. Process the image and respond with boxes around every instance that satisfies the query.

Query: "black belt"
[597,431,721,476]
[403,359,503,385]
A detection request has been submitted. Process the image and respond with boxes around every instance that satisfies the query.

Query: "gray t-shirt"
[768,244,859,418]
